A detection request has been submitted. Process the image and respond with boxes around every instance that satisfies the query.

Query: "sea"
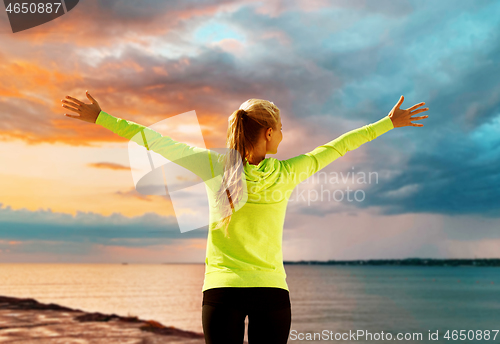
[0,264,499,343]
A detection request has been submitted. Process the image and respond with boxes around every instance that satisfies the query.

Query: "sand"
[0,295,206,343]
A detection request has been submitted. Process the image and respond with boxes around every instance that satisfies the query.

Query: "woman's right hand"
[388,95,429,128]
[61,91,101,124]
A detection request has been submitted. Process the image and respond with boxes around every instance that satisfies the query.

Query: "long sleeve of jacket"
[283,115,395,186]
[95,111,217,182]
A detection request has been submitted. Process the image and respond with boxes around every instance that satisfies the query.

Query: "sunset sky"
[0,0,499,263]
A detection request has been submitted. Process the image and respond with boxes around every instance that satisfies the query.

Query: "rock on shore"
[0,295,206,343]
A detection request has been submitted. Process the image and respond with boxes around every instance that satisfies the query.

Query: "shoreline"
[283,258,500,267]
[2,258,499,266]
[0,294,206,343]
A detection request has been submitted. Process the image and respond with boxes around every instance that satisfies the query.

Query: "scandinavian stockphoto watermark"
[289,329,499,341]
[244,167,380,205]
[3,0,79,33]
[289,329,425,341]
[288,167,380,206]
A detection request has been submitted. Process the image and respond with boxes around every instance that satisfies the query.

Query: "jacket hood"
[244,157,282,194]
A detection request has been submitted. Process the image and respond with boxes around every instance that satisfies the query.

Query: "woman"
[61,92,429,344]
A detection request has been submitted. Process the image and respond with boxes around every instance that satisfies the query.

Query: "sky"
[0,0,499,263]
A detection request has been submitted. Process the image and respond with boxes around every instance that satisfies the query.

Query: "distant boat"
[122,263,128,265]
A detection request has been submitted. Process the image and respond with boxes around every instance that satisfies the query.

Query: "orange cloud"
[0,240,23,245]
[88,162,130,170]
[115,188,157,203]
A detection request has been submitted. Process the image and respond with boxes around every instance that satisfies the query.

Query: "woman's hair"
[213,99,280,237]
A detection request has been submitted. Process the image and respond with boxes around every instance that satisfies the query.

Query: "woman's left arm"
[282,96,429,186]
[283,115,395,186]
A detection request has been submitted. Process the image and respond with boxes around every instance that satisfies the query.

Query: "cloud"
[0,202,208,244]
[282,210,500,261]
[88,162,130,170]
[357,118,500,217]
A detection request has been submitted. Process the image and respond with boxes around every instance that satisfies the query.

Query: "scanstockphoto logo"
[128,110,247,234]
[3,0,79,33]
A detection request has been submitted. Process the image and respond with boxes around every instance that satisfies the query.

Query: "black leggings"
[202,287,291,344]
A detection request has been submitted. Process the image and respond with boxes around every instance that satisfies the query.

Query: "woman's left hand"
[388,95,429,128]
[61,91,101,124]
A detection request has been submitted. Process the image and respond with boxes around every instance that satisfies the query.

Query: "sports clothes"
[95,111,395,293]
[202,287,291,344]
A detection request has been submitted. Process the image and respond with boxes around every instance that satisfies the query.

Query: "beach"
[1,264,498,343]
[0,294,207,344]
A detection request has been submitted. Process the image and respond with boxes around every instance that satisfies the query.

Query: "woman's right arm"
[95,111,218,182]
[61,92,218,182]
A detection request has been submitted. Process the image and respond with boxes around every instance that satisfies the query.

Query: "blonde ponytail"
[213,99,280,237]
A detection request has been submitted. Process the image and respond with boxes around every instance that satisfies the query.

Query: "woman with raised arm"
[61,92,429,344]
